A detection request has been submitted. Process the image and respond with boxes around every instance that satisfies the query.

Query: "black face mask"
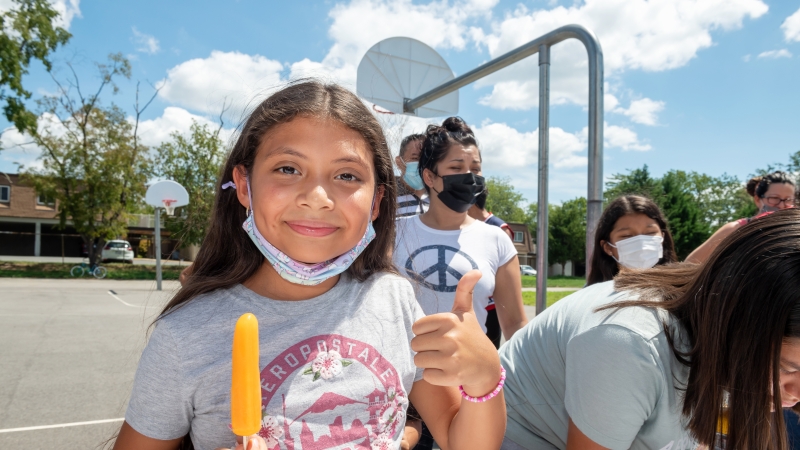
[475,189,488,210]
[433,173,486,213]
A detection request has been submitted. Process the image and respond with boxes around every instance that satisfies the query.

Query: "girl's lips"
[286,221,339,237]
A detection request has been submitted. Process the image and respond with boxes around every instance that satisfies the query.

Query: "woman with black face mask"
[394,116,528,450]
[393,117,528,341]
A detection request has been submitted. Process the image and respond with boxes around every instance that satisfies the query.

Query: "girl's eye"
[336,173,360,182]
[781,367,796,375]
[277,166,299,175]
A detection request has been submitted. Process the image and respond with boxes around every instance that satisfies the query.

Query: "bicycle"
[70,260,108,279]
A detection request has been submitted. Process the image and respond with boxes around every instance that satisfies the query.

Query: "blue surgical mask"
[225,179,376,286]
[403,161,425,191]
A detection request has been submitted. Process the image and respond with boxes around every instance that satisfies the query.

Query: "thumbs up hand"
[411,270,502,397]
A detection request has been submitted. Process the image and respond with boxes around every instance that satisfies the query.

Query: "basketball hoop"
[162,199,177,216]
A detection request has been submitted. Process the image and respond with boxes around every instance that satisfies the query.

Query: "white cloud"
[0,113,69,171]
[782,7,800,42]
[475,0,768,110]
[157,50,285,116]
[289,0,498,86]
[614,98,665,126]
[604,123,651,151]
[743,54,752,62]
[475,120,588,170]
[757,49,792,59]
[131,27,160,54]
[0,0,80,29]
[0,108,238,173]
[137,107,235,149]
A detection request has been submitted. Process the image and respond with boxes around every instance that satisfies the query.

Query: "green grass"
[0,261,184,280]
[521,275,585,288]
[522,290,575,308]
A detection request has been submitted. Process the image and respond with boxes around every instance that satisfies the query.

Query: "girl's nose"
[300,184,334,210]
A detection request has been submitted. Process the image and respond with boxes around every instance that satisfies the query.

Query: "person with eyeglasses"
[686,170,796,264]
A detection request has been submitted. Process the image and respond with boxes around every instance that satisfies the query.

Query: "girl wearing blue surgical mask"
[395,133,430,218]
[114,82,507,450]
[587,195,678,286]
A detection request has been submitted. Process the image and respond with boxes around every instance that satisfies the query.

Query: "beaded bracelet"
[459,367,506,403]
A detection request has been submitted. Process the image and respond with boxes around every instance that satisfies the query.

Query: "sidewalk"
[0,255,189,266]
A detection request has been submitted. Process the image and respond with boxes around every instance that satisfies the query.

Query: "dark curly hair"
[418,116,479,193]
[746,170,795,198]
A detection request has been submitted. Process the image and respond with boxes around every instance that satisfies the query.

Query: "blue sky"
[1,0,799,205]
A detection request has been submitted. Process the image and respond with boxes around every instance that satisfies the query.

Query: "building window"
[0,185,9,202]
[37,194,55,206]
[514,231,524,242]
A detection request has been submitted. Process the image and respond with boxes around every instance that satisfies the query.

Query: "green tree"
[548,198,587,270]
[660,172,710,259]
[604,164,661,203]
[0,0,71,132]
[483,176,527,222]
[664,170,753,228]
[154,121,226,246]
[21,54,154,265]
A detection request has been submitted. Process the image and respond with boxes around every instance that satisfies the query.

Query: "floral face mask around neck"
[222,178,376,286]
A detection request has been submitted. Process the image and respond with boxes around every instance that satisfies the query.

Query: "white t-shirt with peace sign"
[393,215,518,332]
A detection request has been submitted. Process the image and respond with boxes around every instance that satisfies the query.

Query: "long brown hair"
[586,195,677,285]
[610,208,800,449]
[160,80,397,318]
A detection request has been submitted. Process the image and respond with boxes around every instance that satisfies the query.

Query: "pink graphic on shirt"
[255,334,407,450]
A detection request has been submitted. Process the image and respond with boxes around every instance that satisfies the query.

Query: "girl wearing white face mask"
[587,195,678,286]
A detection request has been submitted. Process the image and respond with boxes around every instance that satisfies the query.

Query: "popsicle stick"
[243,435,249,450]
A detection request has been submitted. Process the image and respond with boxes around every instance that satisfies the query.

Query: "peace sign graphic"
[405,245,478,292]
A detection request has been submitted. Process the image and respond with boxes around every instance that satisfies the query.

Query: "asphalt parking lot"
[0,278,178,449]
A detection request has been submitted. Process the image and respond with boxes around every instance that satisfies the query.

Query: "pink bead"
[459,367,506,403]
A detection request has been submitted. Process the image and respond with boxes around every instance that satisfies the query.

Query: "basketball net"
[372,104,409,156]
[162,199,177,216]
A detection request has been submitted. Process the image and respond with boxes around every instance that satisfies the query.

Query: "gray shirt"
[125,272,424,450]
[500,281,695,450]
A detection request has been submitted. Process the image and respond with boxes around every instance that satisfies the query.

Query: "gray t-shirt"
[500,281,695,450]
[125,272,424,450]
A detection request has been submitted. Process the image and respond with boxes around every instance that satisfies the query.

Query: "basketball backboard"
[357,37,458,118]
[145,180,189,216]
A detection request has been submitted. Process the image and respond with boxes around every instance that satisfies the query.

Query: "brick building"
[0,173,180,259]
[0,173,84,257]
[506,222,536,266]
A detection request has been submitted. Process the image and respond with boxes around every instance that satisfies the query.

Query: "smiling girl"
[113,81,505,450]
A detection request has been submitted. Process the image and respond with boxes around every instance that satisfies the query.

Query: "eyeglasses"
[761,196,796,207]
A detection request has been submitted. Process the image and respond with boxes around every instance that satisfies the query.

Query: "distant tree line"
[483,152,800,270]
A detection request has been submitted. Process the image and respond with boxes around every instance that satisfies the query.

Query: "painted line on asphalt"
[0,418,124,434]
[107,290,138,307]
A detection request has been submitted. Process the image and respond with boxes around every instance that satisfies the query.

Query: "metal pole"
[584,35,605,277]
[535,45,550,315]
[398,24,604,302]
[155,207,162,291]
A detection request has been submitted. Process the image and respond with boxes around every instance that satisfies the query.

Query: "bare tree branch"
[215,97,231,138]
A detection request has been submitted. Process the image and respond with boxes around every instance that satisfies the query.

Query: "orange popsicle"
[231,313,262,437]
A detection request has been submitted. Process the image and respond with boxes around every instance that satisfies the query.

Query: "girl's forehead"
[766,182,796,196]
[258,117,373,161]
[612,213,658,231]
[444,144,481,161]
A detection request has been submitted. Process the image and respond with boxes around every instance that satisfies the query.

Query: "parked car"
[520,264,537,276]
[101,240,134,263]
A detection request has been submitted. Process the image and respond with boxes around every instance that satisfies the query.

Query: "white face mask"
[608,234,664,269]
